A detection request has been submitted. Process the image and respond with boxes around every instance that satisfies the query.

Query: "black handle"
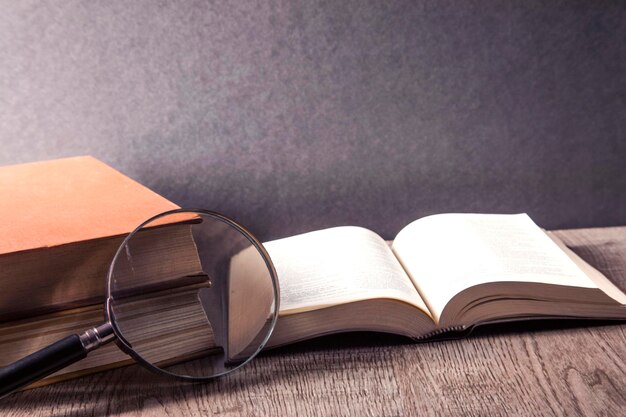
[0,334,87,398]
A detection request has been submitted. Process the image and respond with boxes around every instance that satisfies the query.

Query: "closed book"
[0,156,211,387]
[0,156,181,320]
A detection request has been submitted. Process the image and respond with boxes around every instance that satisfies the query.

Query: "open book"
[262,213,626,347]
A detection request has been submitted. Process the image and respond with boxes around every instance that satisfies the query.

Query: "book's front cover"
[0,156,179,255]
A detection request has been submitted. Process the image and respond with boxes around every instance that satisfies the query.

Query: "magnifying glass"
[0,209,279,398]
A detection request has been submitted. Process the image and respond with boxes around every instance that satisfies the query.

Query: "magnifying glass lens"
[107,210,278,379]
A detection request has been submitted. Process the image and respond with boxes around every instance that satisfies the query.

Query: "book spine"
[412,325,470,341]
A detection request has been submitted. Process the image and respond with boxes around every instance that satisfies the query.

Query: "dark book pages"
[0,223,211,387]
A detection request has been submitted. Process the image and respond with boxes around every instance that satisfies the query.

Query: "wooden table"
[2,228,625,416]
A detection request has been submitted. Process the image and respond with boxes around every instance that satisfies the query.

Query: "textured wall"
[1,1,624,240]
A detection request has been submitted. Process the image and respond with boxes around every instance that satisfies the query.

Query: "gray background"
[1,0,624,240]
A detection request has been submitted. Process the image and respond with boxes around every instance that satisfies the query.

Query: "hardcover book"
[0,156,182,320]
[0,157,206,386]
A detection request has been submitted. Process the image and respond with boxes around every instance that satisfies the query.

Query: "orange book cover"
[0,156,179,255]
[0,156,180,319]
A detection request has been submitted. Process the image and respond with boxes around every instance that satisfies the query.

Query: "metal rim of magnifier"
[104,208,280,381]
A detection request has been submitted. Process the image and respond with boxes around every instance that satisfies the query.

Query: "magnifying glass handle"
[0,334,87,398]
[0,323,114,399]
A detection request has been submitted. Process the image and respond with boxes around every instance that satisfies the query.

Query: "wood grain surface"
[2,228,625,416]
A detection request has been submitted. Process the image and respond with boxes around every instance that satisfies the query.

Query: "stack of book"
[0,156,205,387]
[2,157,625,390]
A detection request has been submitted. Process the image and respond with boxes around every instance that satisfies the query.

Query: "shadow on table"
[2,318,623,416]
[263,317,625,356]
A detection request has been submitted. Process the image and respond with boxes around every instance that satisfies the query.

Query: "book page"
[546,232,626,305]
[392,213,597,323]
[263,226,430,317]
